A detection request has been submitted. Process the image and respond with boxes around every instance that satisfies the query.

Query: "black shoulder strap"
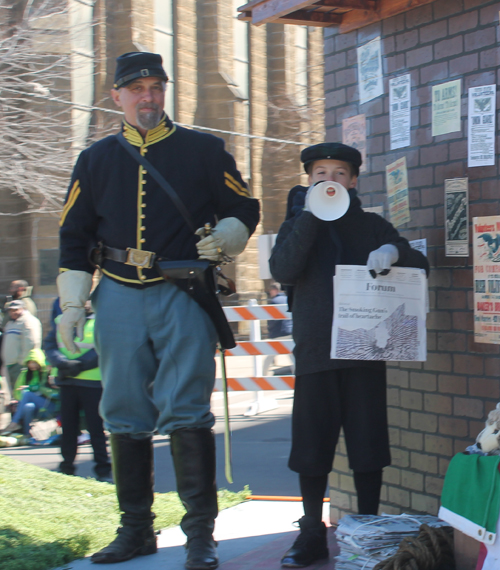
[116,132,196,233]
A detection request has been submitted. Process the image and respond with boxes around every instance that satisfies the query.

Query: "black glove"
[291,191,307,217]
[57,360,83,379]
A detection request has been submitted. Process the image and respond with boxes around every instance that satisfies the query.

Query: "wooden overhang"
[237,0,436,33]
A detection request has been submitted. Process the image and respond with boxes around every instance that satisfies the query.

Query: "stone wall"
[324,0,500,521]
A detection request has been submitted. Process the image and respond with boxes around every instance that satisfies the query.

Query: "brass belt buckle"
[125,248,155,269]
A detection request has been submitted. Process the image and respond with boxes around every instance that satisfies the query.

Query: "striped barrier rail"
[213,303,295,395]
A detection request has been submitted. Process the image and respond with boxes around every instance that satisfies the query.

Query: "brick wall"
[324,0,500,521]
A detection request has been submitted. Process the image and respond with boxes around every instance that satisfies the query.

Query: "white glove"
[56,270,92,354]
[195,217,249,261]
[367,244,399,277]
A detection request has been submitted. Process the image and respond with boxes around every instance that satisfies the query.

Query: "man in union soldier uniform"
[57,52,259,569]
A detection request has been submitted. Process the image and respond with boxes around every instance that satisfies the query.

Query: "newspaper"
[389,74,411,150]
[468,84,496,168]
[331,265,427,361]
[335,514,450,570]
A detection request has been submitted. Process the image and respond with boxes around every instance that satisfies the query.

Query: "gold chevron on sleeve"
[224,172,250,197]
[60,180,81,227]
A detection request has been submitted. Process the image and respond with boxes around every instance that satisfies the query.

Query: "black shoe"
[185,535,219,570]
[281,516,329,568]
[91,525,157,564]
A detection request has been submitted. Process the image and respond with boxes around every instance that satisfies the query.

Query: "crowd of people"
[0,279,111,482]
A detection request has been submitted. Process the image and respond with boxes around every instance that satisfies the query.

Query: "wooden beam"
[275,9,343,25]
[315,0,377,9]
[251,0,322,25]
[339,0,436,33]
[238,11,252,20]
[237,0,268,13]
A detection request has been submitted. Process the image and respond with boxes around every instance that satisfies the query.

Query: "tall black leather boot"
[170,427,219,570]
[91,434,157,564]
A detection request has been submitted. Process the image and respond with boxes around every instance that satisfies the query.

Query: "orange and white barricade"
[214,299,294,416]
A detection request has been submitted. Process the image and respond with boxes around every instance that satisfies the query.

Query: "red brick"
[435,36,463,60]
[419,61,449,86]
[467,337,500,354]
[420,187,442,209]
[362,97,383,117]
[433,0,464,20]
[400,389,423,411]
[370,115,389,136]
[425,433,453,455]
[480,48,499,69]
[437,332,466,352]
[410,372,437,392]
[406,45,433,69]
[383,35,395,55]
[464,0,490,8]
[434,161,466,183]
[335,104,358,124]
[425,393,452,415]
[428,270,451,288]
[335,68,356,87]
[335,32,356,52]
[465,71,497,90]
[452,311,473,332]
[425,475,444,496]
[481,180,500,200]
[485,357,500,377]
[434,248,468,268]
[480,3,500,26]
[470,202,500,218]
[428,332,437,351]
[424,352,452,373]
[469,420,485,439]
[325,89,345,109]
[407,189,420,209]
[396,30,419,51]
[410,451,438,474]
[409,166,433,188]
[383,13,405,35]
[427,311,451,331]
[469,377,500,399]
[420,144,448,165]
[410,207,435,227]
[437,290,466,310]
[406,4,433,28]
[452,269,473,288]
[439,374,467,395]
[449,10,478,34]
[454,396,484,419]
[385,53,406,74]
[439,415,468,436]
[425,227,445,246]
[453,353,484,375]
[465,27,496,51]
[449,53,479,76]
[419,20,448,44]
[448,140,467,161]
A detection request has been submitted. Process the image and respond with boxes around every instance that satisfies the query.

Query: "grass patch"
[0,454,249,570]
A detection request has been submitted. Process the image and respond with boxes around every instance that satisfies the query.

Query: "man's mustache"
[137,102,160,112]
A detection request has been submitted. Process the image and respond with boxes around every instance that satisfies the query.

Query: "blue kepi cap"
[114,52,169,89]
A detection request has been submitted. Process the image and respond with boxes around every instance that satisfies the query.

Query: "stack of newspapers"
[335,514,449,570]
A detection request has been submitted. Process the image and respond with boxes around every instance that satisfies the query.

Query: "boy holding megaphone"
[270,142,429,568]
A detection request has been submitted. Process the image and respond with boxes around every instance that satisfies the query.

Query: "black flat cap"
[114,52,169,89]
[301,142,362,174]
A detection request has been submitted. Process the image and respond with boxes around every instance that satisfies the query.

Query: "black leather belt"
[102,245,156,269]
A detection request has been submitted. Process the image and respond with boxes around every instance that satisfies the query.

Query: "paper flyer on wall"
[389,74,411,150]
[468,84,496,167]
[331,265,427,361]
[357,37,383,104]
[410,238,427,257]
[386,156,410,227]
[342,114,367,172]
[432,79,461,136]
[445,178,469,257]
[473,216,500,344]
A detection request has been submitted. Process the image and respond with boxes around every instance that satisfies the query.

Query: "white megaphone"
[305,181,350,221]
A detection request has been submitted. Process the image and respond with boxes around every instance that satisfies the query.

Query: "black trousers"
[59,384,111,476]
[288,367,391,476]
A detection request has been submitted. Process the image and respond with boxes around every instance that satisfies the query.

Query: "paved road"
[0,391,299,497]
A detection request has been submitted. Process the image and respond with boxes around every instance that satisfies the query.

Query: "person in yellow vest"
[43,298,111,482]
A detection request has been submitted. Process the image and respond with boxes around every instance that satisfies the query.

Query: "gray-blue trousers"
[92,276,217,436]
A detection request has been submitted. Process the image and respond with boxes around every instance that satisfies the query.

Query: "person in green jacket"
[0,348,58,436]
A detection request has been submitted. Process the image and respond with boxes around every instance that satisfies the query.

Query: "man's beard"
[136,102,162,131]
